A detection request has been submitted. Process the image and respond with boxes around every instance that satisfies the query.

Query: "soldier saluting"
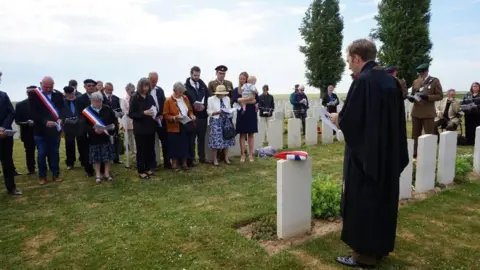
[407,63,443,158]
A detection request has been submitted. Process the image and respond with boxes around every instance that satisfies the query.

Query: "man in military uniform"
[385,66,407,99]
[207,65,234,160]
[407,63,443,158]
[207,65,234,100]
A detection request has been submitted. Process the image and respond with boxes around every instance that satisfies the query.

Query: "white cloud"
[351,12,376,23]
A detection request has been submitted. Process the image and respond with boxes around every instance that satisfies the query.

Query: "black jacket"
[82,106,118,145]
[184,78,209,119]
[106,94,121,111]
[128,93,157,135]
[27,89,65,137]
[14,98,34,141]
[0,91,15,131]
[322,93,340,113]
[258,93,275,117]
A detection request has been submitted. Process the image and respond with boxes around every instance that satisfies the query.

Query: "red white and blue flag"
[273,151,308,161]
[82,107,109,135]
[33,88,59,120]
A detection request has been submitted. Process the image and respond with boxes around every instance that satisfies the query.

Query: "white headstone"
[277,158,312,240]
[256,117,267,147]
[284,103,293,118]
[312,106,320,121]
[305,117,318,146]
[287,119,301,148]
[273,111,283,121]
[399,139,414,199]
[204,124,213,161]
[415,134,437,193]
[307,106,315,117]
[437,131,457,185]
[336,130,344,142]
[154,133,161,164]
[321,121,334,144]
[474,127,480,173]
[229,135,241,157]
[268,119,284,150]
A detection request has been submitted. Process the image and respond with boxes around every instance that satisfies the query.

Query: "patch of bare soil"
[237,218,342,255]
[21,229,60,266]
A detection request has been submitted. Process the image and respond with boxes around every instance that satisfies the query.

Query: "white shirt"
[150,86,160,109]
[176,96,188,116]
[207,96,232,120]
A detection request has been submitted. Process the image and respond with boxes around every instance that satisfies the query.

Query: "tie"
[109,96,112,103]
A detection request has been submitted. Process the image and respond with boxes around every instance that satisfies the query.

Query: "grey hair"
[298,84,305,90]
[173,82,186,93]
[105,82,113,88]
[125,83,135,90]
[90,91,104,101]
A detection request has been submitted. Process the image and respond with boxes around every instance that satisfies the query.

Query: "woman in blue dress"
[232,72,258,163]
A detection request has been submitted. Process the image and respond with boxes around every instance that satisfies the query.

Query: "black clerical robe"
[338,61,408,256]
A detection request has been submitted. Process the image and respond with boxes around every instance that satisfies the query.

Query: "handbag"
[222,116,237,140]
[115,134,125,155]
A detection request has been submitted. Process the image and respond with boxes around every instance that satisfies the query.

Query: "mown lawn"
[0,119,477,269]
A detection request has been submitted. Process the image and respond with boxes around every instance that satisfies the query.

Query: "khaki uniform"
[397,78,407,99]
[410,76,443,156]
[208,79,234,104]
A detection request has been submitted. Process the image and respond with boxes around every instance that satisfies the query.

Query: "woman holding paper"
[163,82,196,172]
[207,85,235,166]
[82,92,119,184]
[128,78,157,179]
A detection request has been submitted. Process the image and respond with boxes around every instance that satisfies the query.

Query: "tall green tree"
[370,0,433,88]
[299,0,345,98]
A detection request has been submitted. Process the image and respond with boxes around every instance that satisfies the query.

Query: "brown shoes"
[39,177,63,185]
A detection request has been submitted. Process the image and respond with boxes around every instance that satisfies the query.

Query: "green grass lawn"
[1,120,478,269]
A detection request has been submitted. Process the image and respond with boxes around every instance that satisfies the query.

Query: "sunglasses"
[86,84,96,87]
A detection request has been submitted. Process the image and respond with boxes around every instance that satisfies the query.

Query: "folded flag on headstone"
[273,151,308,161]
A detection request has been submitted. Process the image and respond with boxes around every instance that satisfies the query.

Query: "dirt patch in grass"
[237,218,342,255]
[21,229,60,266]
[87,203,101,208]
[290,250,341,270]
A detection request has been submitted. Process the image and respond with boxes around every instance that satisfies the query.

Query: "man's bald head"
[40,76,54,93]
[148,72,158,88]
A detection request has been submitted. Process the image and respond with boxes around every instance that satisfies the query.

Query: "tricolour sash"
[82,107,109,135]
[273,151,308,161]
[33,88,59,120]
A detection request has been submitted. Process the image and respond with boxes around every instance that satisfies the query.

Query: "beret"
[83,79,96,84]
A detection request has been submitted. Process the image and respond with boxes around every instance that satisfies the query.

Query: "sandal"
[224,159,231,165]
[138,174,149,179]
[240,156,245,163]
[104,175,113,182]
[213,161,220,167]
[95,177,102,184]
[146,171,154,176]
[249,156,254,163]
[172,168,181,173]
[181,166,189,171]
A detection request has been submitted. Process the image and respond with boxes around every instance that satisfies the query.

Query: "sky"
[0,0,479,101]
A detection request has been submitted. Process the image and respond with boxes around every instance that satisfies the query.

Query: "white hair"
[173,82,186,93]
[298,84,305,90]
[90,91,104,101]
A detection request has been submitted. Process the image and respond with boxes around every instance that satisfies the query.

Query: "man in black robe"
[335,39,409,268]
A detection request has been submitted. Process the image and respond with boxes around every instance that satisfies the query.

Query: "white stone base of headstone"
[305,117,318,145]
[336,130,344,142]
[321,121,334,144]
[204,124,213,162]
[437,131,457,185]
[415,134,437,193]
[268,119,284,150]
[229,135,242,157]
[287,118,301,148]
[154,133,161,164]
[474,127,480,173]
[399,139,414,199]
[257,117,267,146]
[277,158,312,240]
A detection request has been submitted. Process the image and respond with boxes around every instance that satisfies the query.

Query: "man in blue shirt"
[0,71,22,195]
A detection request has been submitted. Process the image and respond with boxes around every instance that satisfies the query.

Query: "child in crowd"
[239,75,258,114]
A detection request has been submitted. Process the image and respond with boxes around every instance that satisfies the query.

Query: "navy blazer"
[0,91,15,130]
[15,98,34,141]
[27,89,65,136]
[106,94,121,111]
[184,77,209,119]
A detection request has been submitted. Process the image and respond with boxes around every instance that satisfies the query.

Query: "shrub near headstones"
[311,174,341,218]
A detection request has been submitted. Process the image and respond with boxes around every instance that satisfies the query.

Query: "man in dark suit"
[104,82,122,164]
[185,66,210,165]
[68,79,82,98]
[0,75,22,195]
[28,76,65,185]
[76,79,109,177]
[62,86,82,169]
[148,72,171,169]
[15,85,37,175]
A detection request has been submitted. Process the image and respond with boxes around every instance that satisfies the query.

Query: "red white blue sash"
[82,107,109,135]
[33,88,59,120]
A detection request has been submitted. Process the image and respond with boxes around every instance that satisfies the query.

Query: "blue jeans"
[34,135,60,177]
